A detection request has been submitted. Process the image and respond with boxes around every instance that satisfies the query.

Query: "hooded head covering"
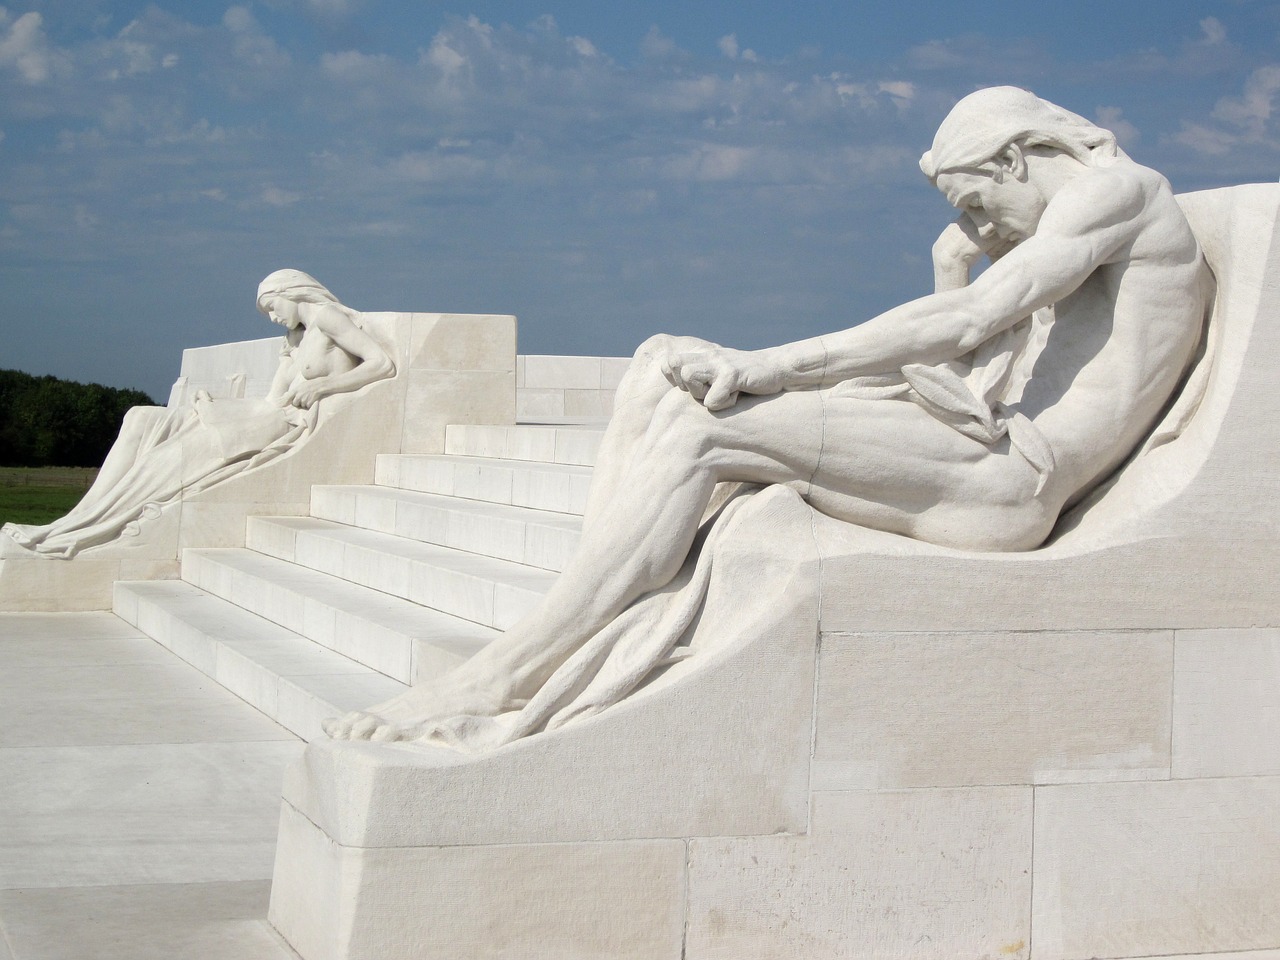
[920,86,1124,180]
[256,269,339,312]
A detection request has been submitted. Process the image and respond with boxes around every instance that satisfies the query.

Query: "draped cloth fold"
[1,397,312,559]
[421,482,822,754]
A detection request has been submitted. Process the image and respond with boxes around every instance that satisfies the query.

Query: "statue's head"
[256,269,338,313]
[921,87,1124,245]
[920,86,1122,182]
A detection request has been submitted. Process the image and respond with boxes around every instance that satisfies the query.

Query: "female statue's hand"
[285,381,326,409]
[660,345,787,411]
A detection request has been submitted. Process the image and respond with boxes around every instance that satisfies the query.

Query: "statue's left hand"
[286,382,326,409]
[660,346,786,411]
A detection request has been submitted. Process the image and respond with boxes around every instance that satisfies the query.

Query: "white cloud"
[640,26,678,60]
[261,185,302,207]
[717,33,756,62]
[1173,121,1231,156]
[1095,106,1139,146]
[1199,17,1226,46]
[322,49,390,79]
[1212,64,1280,139]
[222,6,255,34]
[877,80,915,107]
[568,36,598,59]
[0,10,65,84]
[424,34,467,80]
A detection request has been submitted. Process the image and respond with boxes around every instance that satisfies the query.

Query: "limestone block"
[1173,627,1280,778]
[553,427,603,465]
[516,387,566,420]
[563,388,615,419]
[0,557,123,612]
[600,356,630,389]
[813,630,1173,788]
[449,457,518,505]
[0,740,301,887]
[399,370,516,455]
[0,880,294,960]
[269,801,686,960]
[116,557,180,584]
[281,552,819,846]
[816,529,1280,633]
[177,500,307,550]
[686,787,1033,960]
[1032,776,1280,959]
[523,354,603,390]
[177,337,282,398]
[407,312,515,373]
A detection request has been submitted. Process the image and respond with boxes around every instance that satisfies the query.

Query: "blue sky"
[2,1,1278,400]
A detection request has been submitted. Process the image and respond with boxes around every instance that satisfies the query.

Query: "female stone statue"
[1,269,394,559]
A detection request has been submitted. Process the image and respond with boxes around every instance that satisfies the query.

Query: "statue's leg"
[581,334,720,526]
[328,385,826,741]
[4,407,180,547]
[327,389,1056,742]
[803,393,1057,551]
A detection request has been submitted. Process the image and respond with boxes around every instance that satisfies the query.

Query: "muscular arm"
[664,166,1150,410]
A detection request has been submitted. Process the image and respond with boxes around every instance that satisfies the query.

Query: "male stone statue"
[326,86,1213,743]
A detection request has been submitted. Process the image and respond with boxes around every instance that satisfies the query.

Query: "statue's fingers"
[369,722,401,742]
[703,378,739,411]
[668,354,698,392]
[350,714,382,740]
[320,715,349,738]
[659,353,681,388]
[679,372,704,399]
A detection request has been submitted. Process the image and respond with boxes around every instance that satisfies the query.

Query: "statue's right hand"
[660,346,785,412]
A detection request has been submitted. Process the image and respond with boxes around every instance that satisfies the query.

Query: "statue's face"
[935,166,1046,244]
[263,295,302,330]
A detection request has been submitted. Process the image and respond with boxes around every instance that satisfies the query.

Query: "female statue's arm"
[286,306,396,409]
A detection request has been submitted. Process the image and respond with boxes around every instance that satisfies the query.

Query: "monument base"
[269,185,1280,959]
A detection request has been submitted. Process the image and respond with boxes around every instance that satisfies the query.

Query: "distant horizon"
[3,1,1278,401]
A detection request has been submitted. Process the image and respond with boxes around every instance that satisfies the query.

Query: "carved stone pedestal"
[270,186,1280,959]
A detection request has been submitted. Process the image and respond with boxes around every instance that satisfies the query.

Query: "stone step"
[307,485,582,572]
[236,517,556,630]
[113,579,407,741]
[444,423,605,467]
[178,546,500,682]
[375,454,593,517]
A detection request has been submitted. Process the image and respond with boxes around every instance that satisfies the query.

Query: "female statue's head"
[920,86,1123,182]
[256,269,339,316]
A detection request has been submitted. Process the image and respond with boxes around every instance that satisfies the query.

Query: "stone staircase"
[112,422,605,741]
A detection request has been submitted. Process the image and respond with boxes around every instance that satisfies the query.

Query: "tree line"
[0,369,155,467]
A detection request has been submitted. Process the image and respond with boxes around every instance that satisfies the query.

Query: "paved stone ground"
[0,611,302,960]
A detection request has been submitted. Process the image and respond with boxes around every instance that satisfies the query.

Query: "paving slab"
[0,881,298,960]
[0,612,303,959]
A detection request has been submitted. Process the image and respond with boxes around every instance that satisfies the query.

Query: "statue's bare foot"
[322,679,518,742]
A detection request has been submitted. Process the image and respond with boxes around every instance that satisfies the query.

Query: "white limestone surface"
[274,181,1280,958]
[813,629,1173,789]
[1033,777,1280,959]
[0,611,300,960]
[686,788,1034,960]
[1172,627,1280,778]
[270,802,686,960]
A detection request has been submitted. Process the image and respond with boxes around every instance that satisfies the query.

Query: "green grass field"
[0,467,98,526]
